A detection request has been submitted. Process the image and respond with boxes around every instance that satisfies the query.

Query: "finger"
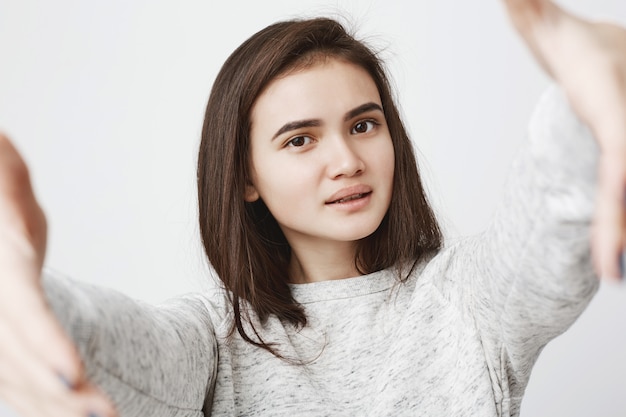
[502,0,551,20]
[0,387,42,417]
[590,100,626,280]
[0,327,117,417]
[0,281,85,388]
[500,0,564,80]
[501,0,558,35]
[73,382,119,417]
[0,133,35,204]
[2,383,116,417]
[592,154,626,280]
[47,382,119,417]
[0,316,76,397]
[0,134,47,260]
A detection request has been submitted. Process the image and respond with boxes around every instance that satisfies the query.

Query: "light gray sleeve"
[445,86,600,403]
[42,270,218,417]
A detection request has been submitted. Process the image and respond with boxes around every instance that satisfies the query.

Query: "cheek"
[377,139,395,185]
[252,156,318,209]
[387,143,395,175]
[377,140,396,210]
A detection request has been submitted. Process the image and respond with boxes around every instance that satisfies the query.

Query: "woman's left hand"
[503,0,626,280]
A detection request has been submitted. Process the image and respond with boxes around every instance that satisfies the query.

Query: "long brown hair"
[197,17,442,356]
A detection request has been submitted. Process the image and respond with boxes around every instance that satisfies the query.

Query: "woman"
[0,1,625,416]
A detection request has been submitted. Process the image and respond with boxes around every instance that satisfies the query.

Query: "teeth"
[336,193,364,203]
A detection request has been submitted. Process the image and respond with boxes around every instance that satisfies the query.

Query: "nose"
[326,135,365,179]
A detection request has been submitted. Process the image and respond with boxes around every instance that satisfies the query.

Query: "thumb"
[3,270,87,388]
[0,134,47,265]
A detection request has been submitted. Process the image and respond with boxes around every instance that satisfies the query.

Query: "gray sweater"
[43,86,599,417]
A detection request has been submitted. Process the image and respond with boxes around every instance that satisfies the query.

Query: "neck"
[287,238,361,284]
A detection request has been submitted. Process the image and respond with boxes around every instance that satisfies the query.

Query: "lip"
[325,184,373,204]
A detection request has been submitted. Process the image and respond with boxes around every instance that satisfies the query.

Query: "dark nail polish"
[620,251,625,280]
[88,413,102,417]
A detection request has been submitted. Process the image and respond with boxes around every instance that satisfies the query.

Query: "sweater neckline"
[288,268,397,304]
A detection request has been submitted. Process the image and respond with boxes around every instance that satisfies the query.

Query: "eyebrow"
[271,102,384,140]
[344,102,383,122]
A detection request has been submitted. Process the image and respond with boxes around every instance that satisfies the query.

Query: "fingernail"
[620,251,625,280]
[88,413,103,417]
[57,373,75,389]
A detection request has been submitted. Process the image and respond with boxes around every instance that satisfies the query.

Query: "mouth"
[327,192,372,204]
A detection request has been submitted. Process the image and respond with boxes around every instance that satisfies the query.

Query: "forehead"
[250,59,382,134]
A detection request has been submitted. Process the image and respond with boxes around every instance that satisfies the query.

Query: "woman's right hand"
[0,134,116,417]
[502,0,626,280]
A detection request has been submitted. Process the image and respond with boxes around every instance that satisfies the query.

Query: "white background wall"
[0,0,625,416]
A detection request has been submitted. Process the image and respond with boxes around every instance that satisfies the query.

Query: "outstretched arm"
[502,0,626,280]
[0,135,217,417]
[42,272,217,417]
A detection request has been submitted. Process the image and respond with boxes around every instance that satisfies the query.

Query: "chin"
[331,221,383,242]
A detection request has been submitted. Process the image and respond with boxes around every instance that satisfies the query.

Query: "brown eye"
[287,136,312,147]
[351,120,377,134]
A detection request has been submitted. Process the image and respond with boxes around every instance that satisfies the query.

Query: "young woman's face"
[246,58,394,250]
